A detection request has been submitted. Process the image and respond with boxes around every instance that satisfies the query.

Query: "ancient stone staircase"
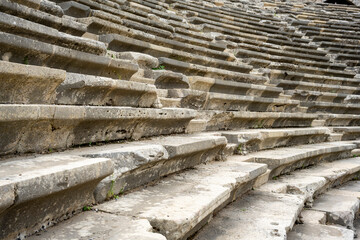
[1,0,360,239]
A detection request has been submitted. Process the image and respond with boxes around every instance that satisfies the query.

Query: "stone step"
[11,0,64,17]
[288,223,354,240]
[0,0,86,36]
[306,29,360,40]
[285,89,360,104]
[0,155,113,239]
[236,42,330,62]
[308,190,360,229]
[246,56,346,71]
[168,90,301,112]
[99,34,249,73]
[258,157,360,205]
[158,57,268,84]
[64,134,228,202]
[246,141,356,178]
[97,160,267,240]
[220,32,320,54]
[34,159,267,240]
[0,104,196,155]
[318,113,360,126]
[269,70,360,87]
[83,14,231,61]
[0,12,106,55]
[160,89,299,112]
[0,61,159,107]
[193,190,306,240]
[188,76,282,98]
[261,62,355,78]
[203,110,318,131]
[272,79,360,95]
[55,72,159,107]
[303,101,360,115]
[221,127,330,154]
[0,32,139,81]
[28,211,166,240]
[333,127,360,140]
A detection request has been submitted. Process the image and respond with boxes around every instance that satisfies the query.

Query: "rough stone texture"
[0,155,113,239]
[248,142,356,177]
[288,224,354,240]
[0,104,196,155]
[193,190,305,240]
[28,211,166,240]
[311,192,360,229]
[98,161,267,240]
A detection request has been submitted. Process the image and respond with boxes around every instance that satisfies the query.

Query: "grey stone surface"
[193,190,305,240]
[258,157,360,204]
[55,72,158,107]
[0,61,66,104]
[288,224,354,240]
[0,32,138,80]
[0,104,196,155]
[28,211,166,240]
[248,142,356,177]
[98,161,267,240]
[311,192,360,228]
[0,155,113,239]
[221,127,330,153]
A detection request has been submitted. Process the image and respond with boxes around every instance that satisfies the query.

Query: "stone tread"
[28,211,166,240]
[247,141,356,169]
[31,160,267,240]
[193,190,306,240]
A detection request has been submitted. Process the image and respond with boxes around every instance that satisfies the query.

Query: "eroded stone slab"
[98,161,267,240]
[193,190,306,240]
[288,224,354,240]
[28,211,166,240]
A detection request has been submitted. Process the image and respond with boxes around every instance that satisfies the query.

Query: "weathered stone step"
[303,101,360,115]
[308,190,360,229]
[0,0,86,36]
[319,113,360,127]
[85,12,230,61]
[206,92,300,112]
[12,0,64,17]
[306,29,360,40]
[236,42,330,62]
[0,32,138,81]
[188,76,282,98]
[285,89,360,104]
[0,12,106,55]
[267,62,356,78]
[288,223,354,240]
[173,0,281,25]
[203,110,318,131]
[0,104,196,155]
[94,160,266,240]
[66,134,227,202]
[258,157,360,205]
[158,57,268,84]
[320,41,360,50]
[193,190,306,240]
[158,88,299,112]
[245,56,346,71]
[99,34,248,73]
[28,211,166,240]
[337,53,360,61]
[333,127,360,141]
[221,127,330,154]
[269,70,360,87]
[192,16,301,43]
[272,79,360,95]
[328,46,360,55]
[246,141,356,178]
[220,33,319,54]
[0,155,113,239]
[0,61,159,106]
